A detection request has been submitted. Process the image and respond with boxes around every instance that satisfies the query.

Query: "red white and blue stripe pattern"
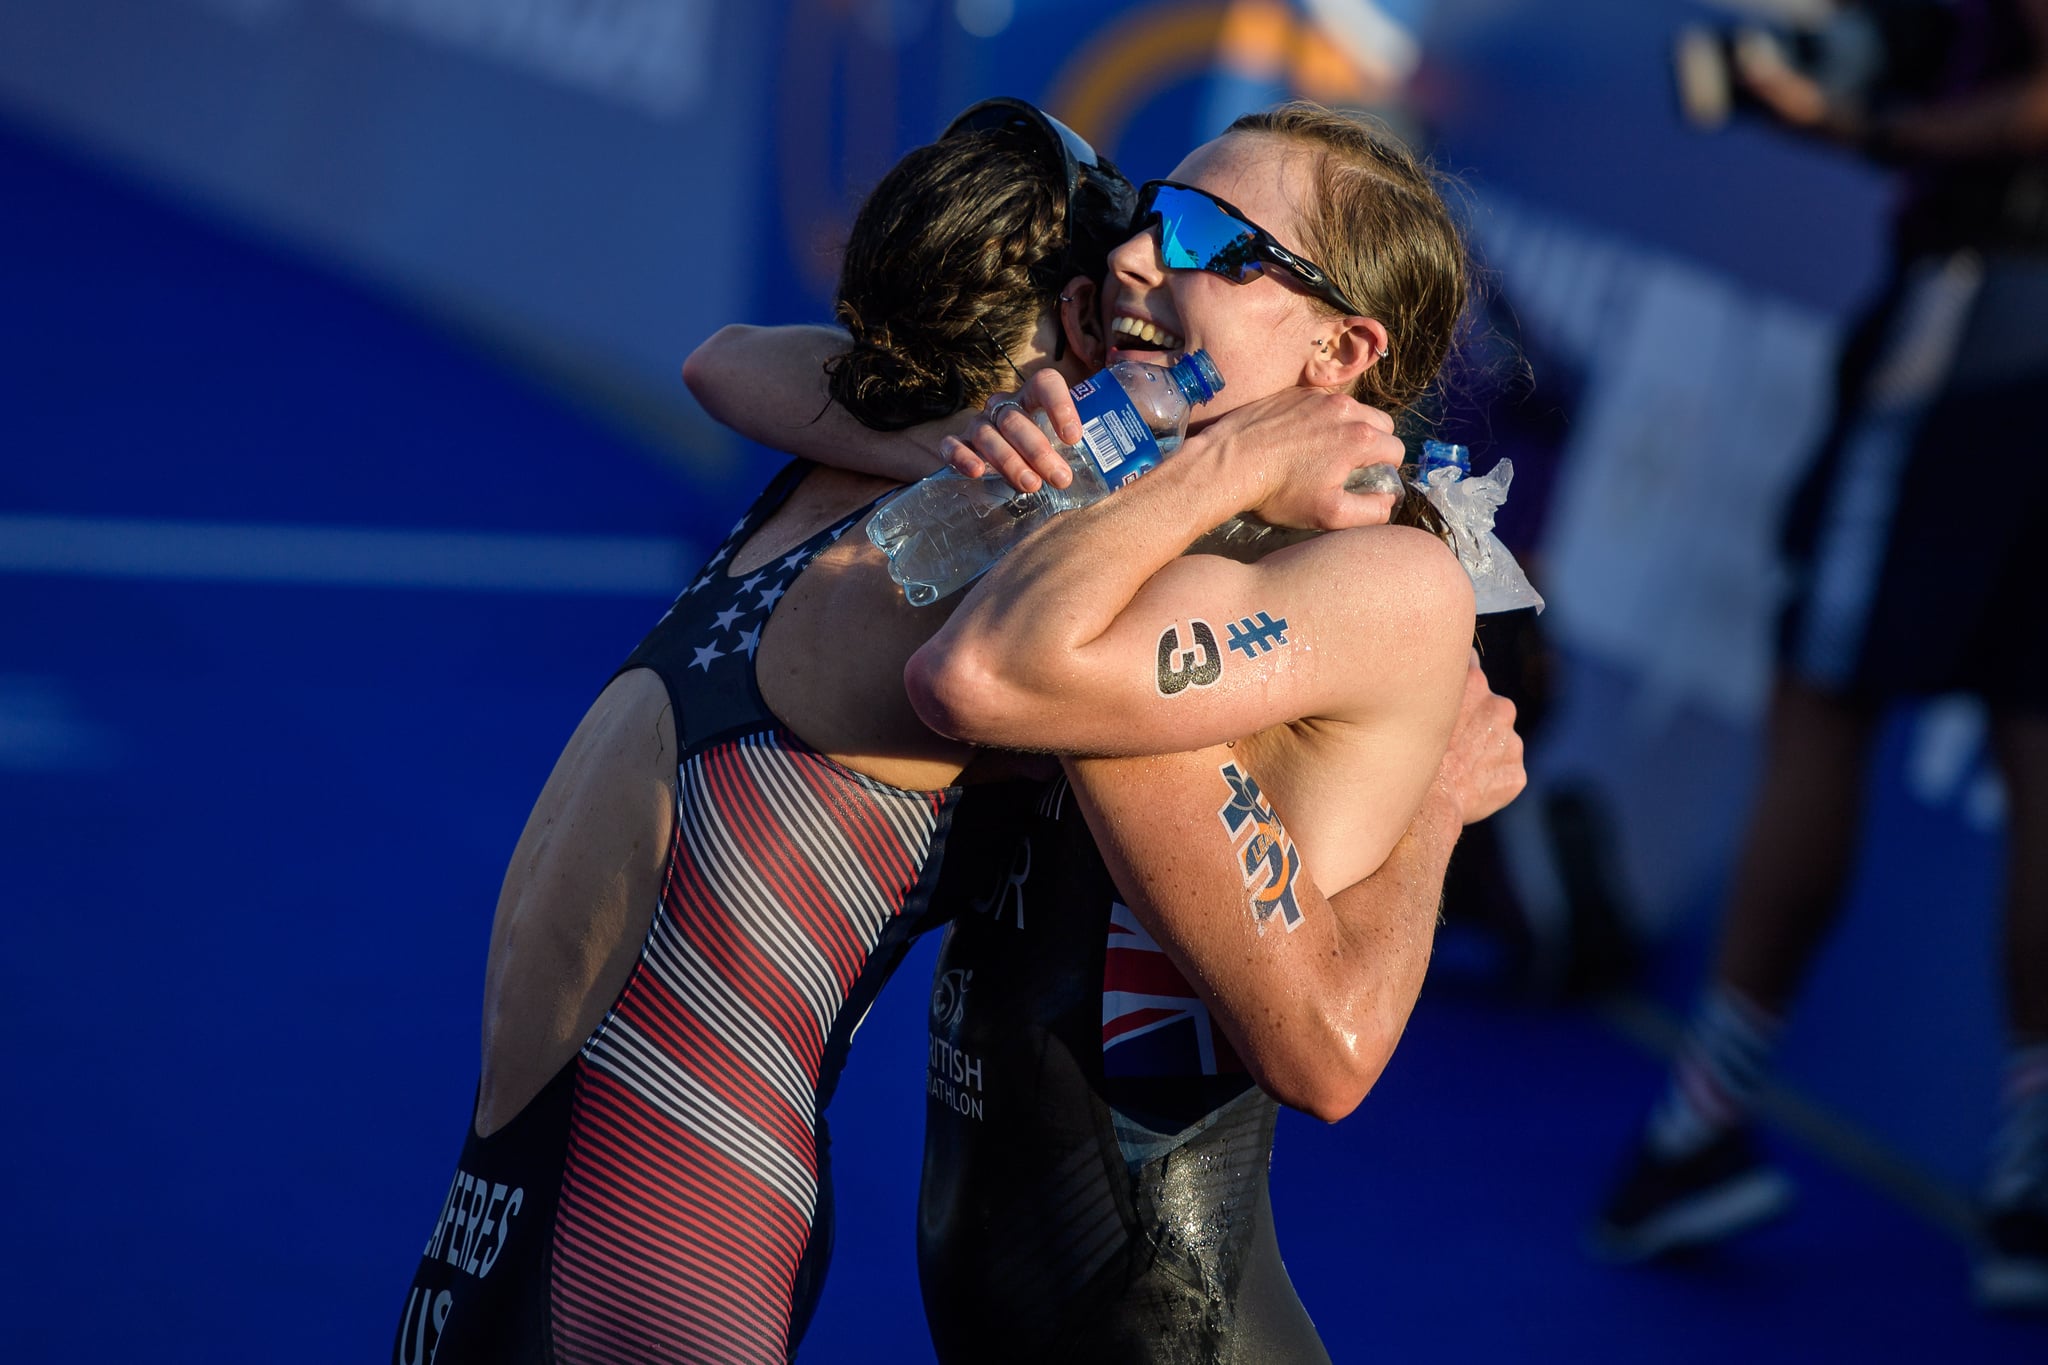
[551,728,946,1363]
[1100,902,1244,1079]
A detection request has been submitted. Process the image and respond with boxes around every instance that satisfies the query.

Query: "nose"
[1107,222,1165,290]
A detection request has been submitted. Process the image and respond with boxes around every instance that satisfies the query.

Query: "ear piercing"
[1316,337,1391,361]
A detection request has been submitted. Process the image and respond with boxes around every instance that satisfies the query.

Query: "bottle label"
[1070,376,1165,488]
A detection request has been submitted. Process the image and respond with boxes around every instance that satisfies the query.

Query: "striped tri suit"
[395,462,1004,1364]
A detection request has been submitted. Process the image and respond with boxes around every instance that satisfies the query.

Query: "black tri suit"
[918,778,1329,1364]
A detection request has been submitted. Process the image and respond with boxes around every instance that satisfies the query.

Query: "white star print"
[707,546,730,568]
[738,572,765,594]
[686,573,713,594]
[712,605,746,630]
[780,549,809,572]
[757,584,786,611]
[737,624,762,657]
[690,641,725,671]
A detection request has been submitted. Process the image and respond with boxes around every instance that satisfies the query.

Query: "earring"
[1058,294,1074,304]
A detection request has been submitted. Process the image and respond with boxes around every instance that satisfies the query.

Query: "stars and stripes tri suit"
[394,461,1017,1364]
[919,778,1329,1364]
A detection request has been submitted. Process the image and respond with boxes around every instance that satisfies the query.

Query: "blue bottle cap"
[1170,349,1225,405]
[1419,439,1469,481]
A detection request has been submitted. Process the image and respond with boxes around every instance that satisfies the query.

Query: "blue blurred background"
[1,0,2041,1359]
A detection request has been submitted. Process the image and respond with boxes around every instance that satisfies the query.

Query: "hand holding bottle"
[943,368,1089,492]
[953,376,1407,525]
[1187,386,1411,532]
[869,352,1225,605]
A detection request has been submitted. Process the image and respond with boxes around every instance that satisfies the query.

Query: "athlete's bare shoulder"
[1264,520,1469,602]
[733,464,901,575]
[474,667,677,1136]
[757,475,982,790]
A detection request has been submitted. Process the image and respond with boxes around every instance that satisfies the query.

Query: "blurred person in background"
[1593,0,2048,1313]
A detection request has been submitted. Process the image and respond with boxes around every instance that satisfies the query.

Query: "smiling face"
[1099,132,1360,423]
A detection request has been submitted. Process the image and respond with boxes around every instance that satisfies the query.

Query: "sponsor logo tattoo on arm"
[1215,762,1305,933]
[1225,611,1290,659]
[1155,619,1223,696]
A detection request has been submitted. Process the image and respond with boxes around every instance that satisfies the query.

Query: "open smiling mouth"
[1110,316,1184,353]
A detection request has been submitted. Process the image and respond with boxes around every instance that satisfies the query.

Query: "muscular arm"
[681,323,970,482]
[1068,658,1524,1122]
[907,387,1450,757]
[1071,753,1456,1122]
[916,527,1470,758]
[905,386,1466,757]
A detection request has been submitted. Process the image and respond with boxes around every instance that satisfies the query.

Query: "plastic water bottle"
[1339,440,1457,499]
[866,350,1225,606]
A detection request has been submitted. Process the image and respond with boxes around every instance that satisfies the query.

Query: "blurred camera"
[1672,1,1955,131]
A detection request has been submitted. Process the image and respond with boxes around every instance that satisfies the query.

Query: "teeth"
[1111,317,1183,351]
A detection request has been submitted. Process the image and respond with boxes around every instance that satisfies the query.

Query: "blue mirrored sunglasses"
[1135,180,1363,317]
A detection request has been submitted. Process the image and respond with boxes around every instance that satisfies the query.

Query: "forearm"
[1219,785,1459,1120]
[1316,784,1463,1079]
[911,427,1259,717]
[1858,0,2048,160]
[1075,754,1462,1123]
[682,323,963,481]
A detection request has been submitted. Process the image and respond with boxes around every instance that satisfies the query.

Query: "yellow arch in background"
[1044,0,1396,148]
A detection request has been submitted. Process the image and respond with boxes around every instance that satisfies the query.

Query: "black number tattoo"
[1156,620,1223,697]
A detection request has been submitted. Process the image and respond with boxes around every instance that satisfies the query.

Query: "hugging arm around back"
[905,385,1474,759]
[681,323,972,483]
[1066,651,1522,1122]
[1069,746,1461,1121]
